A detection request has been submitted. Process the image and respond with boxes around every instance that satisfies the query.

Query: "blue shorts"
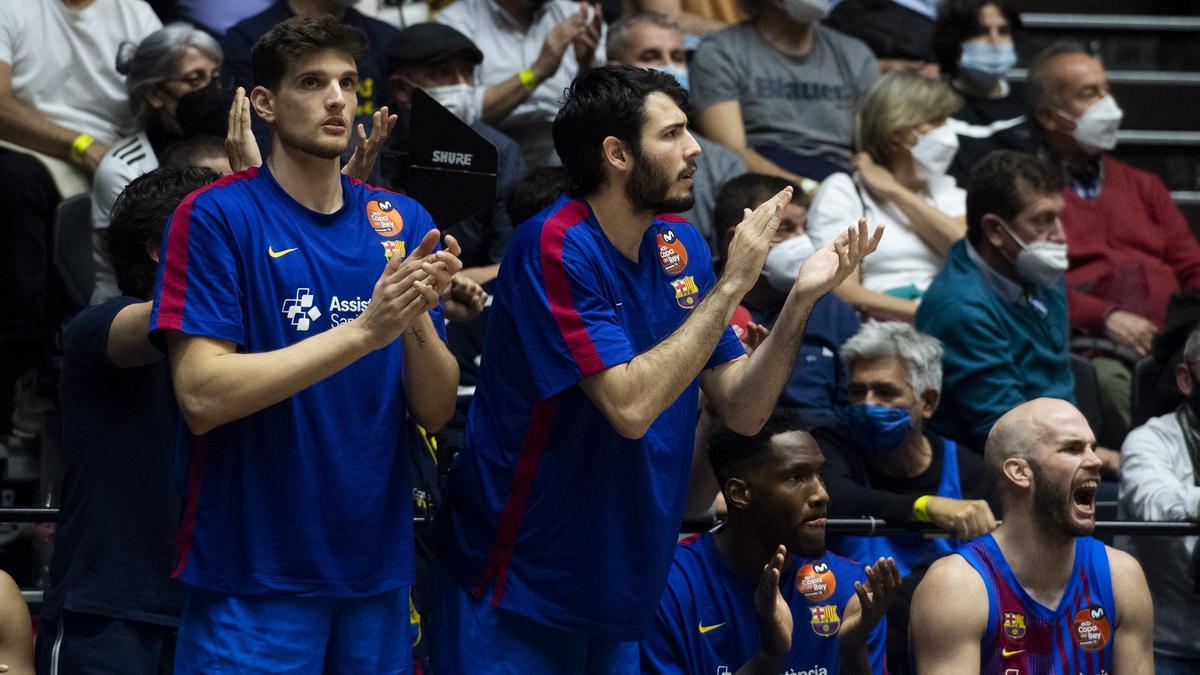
[174,586,412,674]
[431,568,638,674]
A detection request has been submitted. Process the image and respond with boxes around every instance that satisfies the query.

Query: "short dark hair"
[707,410,810,488]
[506,166,572,227]
[108,167,220,299]
[606,11,679,63]
[965,150,1064,245]
[160,135,227,169]
[552,65,686,197]
[932,0,1022,77]
[251,15,367,92]
[713,173,802,263]
[1026,40,1089,110]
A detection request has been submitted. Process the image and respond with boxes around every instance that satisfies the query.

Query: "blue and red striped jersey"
[435,195,745,639]
[149,165,444,595]
[958,534,1117,674]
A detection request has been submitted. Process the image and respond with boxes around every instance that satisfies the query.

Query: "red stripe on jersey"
[539,200,606,377]
[172,435,208,578]
[156,167,259,328]
[473,400,557,604]
[656,212,690,224]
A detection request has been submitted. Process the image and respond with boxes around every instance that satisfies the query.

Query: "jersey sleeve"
[509,230,636,400]
[149,192,246,348]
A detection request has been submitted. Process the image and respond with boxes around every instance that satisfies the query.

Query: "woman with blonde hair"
[806,70,966,321]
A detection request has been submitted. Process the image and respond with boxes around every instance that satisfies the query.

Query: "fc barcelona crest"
[809,604,840,637]
[1002,611,1026,641]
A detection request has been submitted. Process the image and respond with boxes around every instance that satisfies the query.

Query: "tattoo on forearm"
[408,327,427,347]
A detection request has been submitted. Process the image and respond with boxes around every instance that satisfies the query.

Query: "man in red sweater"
[1029,41,1200,426]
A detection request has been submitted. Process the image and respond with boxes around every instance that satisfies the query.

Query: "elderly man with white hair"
[815,321,997,578]
[1118,322,1200,673]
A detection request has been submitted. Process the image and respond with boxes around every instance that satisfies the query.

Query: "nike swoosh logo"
[698,622,725,634]
[268,246,299,258]
[1001,648,1025,657]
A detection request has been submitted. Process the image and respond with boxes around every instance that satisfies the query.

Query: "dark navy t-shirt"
[46,296,182,625]
[436,196,745,639]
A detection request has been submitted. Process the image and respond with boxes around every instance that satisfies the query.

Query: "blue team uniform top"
[958,534,1117,674]
[435,196,746,639]
[641,532,887,674]
[149,165,444,596]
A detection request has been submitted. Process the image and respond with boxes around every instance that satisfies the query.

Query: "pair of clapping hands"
[225,88,487,323]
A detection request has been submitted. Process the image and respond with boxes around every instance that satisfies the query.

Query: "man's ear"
[918,388,939,419]
[725,477,751,510]
[1003,457,1032,490]
[601,136,631,174]
[146,241,160,265]
[981,214,1007,249]
[250,85,276,124]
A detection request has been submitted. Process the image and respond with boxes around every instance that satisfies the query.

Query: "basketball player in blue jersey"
[433,65,882,673]
[911,399,1154,674]
[149,16,462,673]
[641,410,898,675]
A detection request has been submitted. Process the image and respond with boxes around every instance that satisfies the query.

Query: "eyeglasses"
[163,68,221,90]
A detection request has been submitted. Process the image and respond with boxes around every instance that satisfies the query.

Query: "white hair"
[840,321,944,395]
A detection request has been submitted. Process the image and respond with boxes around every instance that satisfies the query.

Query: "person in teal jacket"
[917,151,1076,453]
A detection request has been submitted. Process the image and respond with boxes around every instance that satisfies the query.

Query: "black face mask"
[175,79,233,138]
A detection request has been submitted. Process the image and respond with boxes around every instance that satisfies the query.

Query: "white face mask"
[996,218,1069,287]
[910,123,959,182]
[761,234,816,292]
[1057,95,1123,156]
[424,83,479,126]
[777,0,828,23]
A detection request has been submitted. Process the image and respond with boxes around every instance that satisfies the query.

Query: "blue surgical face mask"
[959,41,1016,86]
[838,404,912,456]
[656,63,689,92]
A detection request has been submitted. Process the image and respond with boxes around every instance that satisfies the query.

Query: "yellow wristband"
[518,68,539,92]
[913,495,934,523]
[69,133,95,164]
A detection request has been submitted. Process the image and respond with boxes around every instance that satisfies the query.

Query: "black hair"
[107,167,220,299]
[160,135,227,169]
[965,150,1064,245]
[712,173,801,263]
[932,0,1022,77]
[707,409,811,488]
[251,15,367,92]
[552,65,686,198]
[505,166,572,227]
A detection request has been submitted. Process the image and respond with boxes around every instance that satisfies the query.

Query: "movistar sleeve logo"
[268,246,299,258]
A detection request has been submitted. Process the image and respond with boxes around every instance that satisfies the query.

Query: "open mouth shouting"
[1071,478,1099,519]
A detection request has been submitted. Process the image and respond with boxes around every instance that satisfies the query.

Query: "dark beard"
[624,148,694,215]
[1029,459,1093,537]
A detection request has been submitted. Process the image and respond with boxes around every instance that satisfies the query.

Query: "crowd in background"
[0,0,1197,673]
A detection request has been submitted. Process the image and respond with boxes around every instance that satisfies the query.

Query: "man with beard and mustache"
[641,410,896,674]
[910,398,1154,674]
[149,16,462,673]
[432,65,881,673]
